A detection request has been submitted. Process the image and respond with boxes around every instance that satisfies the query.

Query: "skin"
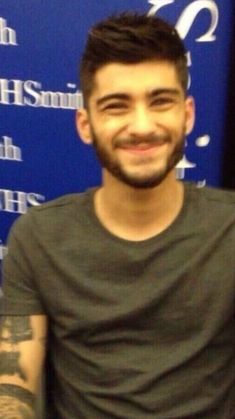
[0,315,47,418]
[76,60,195,241]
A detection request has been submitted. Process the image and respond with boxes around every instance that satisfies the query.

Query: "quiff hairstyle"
[80,12,188,107]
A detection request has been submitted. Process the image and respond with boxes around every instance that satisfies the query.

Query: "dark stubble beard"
[90,126,186,189]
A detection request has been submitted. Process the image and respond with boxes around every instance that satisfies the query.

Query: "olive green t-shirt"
[1,183,235,418]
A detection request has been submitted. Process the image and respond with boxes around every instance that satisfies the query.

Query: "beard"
[90,126,185,189]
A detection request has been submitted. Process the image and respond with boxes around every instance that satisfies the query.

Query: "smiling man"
[79,61,192,189]
[0,12,235,419]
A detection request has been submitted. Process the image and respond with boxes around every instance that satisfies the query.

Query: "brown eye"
[152,97,172,105]
[151,97,175,109]
[103,102,128,114]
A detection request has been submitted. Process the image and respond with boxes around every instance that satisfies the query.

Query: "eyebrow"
[149,88,182,98]
[96,88,182,107]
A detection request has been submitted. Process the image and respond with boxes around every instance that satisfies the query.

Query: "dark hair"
[80,12,188,107]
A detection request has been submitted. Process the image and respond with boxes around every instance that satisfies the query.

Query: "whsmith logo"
[0,80,83,110]
[0,17,17,46]
[0,136,22,161]
[0,190,45,214]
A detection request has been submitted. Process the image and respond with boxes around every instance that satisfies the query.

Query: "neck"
[94,170,184,241]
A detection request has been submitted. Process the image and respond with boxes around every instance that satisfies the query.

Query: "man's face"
[77,60,195,188]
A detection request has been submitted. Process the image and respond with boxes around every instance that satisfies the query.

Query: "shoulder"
[32,191,89,213]
[186,182,235,207]
[8,190,94,240]
[184,183,235,228]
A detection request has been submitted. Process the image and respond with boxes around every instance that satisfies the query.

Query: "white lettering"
[195,134,211,147]
[0,190,45,214]
[176,155,196,180]
[0,79,83,109]
[0,241,8,260]
[176,0,219,42]
[0,17,17,46]
[148,0,219,42]
[0,79,24,105]
[27,193,45,207]
[24,80,42,106]
[0,190,27,213]
[0,136,22,161]
[148,0,174,16]
[197,180,207,187]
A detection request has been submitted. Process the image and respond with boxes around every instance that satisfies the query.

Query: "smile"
[118,142,166,155]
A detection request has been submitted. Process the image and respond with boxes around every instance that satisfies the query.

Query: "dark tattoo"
[0,317,33,344]
[0,397,34,419]
[0,351,26,379]
[0,384,35,418]
[0,317,33,381]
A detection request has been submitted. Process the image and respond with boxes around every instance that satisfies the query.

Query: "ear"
[185,96,195,136]
[75,109,93,145]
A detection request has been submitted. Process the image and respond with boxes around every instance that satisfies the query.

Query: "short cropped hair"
[80,12,188,107]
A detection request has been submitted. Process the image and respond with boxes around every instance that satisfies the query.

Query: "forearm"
[0,384,36,419]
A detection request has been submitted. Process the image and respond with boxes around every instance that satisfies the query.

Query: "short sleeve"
[0,212,45,315]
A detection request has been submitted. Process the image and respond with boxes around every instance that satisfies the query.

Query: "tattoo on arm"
[0,384,35,418]
[0,317,33,343]
[0,352,26,380]
[0,317,33,382]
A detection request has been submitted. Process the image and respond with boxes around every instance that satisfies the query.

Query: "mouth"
[118,141,166,155]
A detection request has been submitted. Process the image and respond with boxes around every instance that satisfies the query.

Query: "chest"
[36,233,235,345]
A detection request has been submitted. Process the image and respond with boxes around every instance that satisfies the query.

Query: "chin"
[116,168,173,189]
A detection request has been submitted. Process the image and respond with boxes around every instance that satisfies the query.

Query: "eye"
[151,97,175,109]
[102,102,128,114]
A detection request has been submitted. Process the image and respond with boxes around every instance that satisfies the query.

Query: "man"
[0,12,234,419]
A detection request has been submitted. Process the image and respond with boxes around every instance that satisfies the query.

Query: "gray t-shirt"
[1,183,235,418]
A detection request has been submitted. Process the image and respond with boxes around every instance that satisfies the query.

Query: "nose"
[127,106,156,138]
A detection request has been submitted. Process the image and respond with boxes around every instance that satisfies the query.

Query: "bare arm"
[0,315,47,418]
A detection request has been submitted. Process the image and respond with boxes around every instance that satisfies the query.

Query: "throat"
[94,178,184,241]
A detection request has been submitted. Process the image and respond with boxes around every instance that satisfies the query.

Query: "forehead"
[91,60,183,100]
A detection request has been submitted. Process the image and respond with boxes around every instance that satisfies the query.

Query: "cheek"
[104,114,128,129]
[166,110,187,133]
[153,105,186,126]
[99,119,128,141]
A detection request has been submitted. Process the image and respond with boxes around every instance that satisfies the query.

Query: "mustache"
[113,135,171,148]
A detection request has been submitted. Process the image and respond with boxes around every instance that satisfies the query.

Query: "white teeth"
[135,144,153,149]
[126,142,163,149]
[117,139,166,150]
